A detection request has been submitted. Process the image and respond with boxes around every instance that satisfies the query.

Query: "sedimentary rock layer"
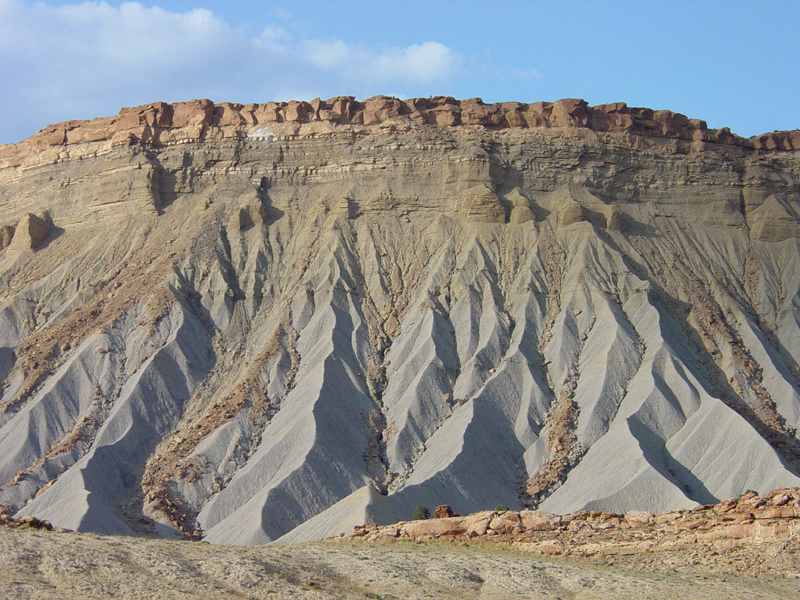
[3,96,800,171]
[348,487,800,561]
[0,96,799,544]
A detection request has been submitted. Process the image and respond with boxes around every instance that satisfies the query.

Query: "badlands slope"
[1,96,800,544]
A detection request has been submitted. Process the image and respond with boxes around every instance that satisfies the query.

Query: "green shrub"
[412,505,430,520]
[494,504,510,512]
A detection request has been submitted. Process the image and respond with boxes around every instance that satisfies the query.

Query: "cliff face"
[3,96,800,172]
[1,97,800,544]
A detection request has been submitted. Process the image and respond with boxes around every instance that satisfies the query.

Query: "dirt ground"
[1,527,799,599]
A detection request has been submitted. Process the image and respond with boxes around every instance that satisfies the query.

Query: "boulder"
[624,510,654,526]
[520,510,560,531]
[488,511,521,534]
[531,540,564,556]
[462,512,493,537]
[434,505,455,518]
[771,493,791,506]
[402,517,466,538]
[698,523,754,541]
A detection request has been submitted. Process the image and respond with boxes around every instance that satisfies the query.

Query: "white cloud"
[374,42,460,83]
[0,1,461,142]
[304,40,352,69]
[301,39,459,84]
[255,25,293,54]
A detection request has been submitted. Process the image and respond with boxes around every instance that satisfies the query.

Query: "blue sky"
[0,0,797,143]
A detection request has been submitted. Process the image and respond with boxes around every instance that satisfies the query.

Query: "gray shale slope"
[1,96,800,544]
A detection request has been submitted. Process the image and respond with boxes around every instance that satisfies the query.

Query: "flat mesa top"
[4,96,800,157]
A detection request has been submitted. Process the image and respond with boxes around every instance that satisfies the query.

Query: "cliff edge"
[2,96,799,170]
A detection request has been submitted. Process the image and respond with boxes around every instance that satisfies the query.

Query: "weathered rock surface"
[2,212,51,255]
[349,488,800,564]
[0,503,54,531]
[749,195,800,241]
[3,97,800,173]
[0,96,799,546]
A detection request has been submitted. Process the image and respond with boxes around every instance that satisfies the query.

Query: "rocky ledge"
[348,488,800,564]
[0,504,54,531]
[2,97,799,168]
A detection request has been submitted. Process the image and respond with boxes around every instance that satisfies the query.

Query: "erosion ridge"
[0,95,799,546]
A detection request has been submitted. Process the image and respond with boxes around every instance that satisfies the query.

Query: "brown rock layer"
[349,488,800,563]
[2,97,798,170]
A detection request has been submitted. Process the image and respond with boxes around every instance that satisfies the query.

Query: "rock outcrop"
[4,519,796,599]
[3,97,800,168]
[459,185,506,223]
[349,488,800,561]
[506,188,535,224]
[4,213,51,254]
[0,504,54,531]
[0,96,799,546]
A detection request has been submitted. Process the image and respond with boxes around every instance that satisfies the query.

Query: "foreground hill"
[1,489,799,599]
[1,96,800,544]
[4,530,793,600]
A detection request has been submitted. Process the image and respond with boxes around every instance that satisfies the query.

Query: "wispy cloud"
[509,67,544,81]
[0,1,462,142]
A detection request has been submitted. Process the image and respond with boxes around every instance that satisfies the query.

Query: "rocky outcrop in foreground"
[350,488,800,564]
[0,504,54,531]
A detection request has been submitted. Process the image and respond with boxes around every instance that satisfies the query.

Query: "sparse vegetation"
[411,505,430,520]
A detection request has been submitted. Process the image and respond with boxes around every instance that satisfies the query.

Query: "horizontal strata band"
[3,97,799,162]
